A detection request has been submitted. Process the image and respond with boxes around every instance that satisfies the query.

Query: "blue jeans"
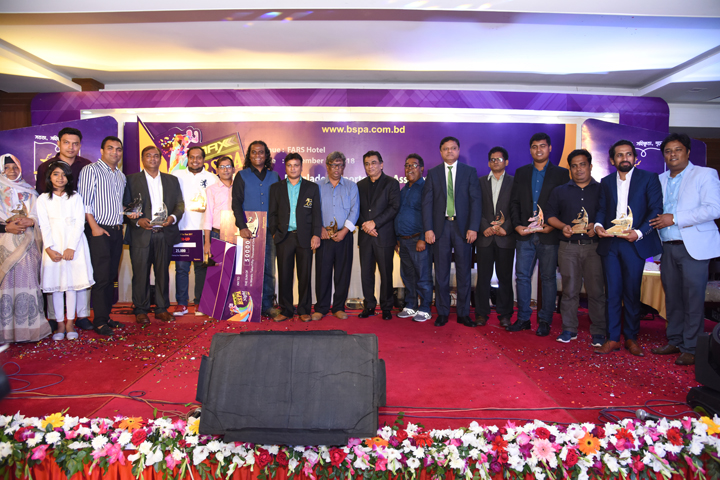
[398,236,433,313]
[262,231,276,313]
[175,260,207,306]
[515,234,558,324]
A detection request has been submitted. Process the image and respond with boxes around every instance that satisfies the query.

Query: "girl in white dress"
[36,161,94,340]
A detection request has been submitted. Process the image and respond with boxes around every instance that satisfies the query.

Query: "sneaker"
[52,332,65,341]
[66,332,79,340]
[194,309,205,316]
[173,305,189,317]
[397,308,417,319]
[556,331,578,343]
[591,334,606,347]
[413,311,432,323]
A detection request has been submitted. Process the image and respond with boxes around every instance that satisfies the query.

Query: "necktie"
[447,166,455,217]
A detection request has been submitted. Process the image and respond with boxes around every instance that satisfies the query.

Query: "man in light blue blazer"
[649,133,720,366]
[421,136,482,327]
[594,139,663,357]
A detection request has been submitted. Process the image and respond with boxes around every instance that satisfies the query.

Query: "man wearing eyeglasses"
[422,136,482,327]
[357,151,400,320]
[311,151,360,321]
[395,154,433,323]
[203,155,235,256]
[475,147,515,328]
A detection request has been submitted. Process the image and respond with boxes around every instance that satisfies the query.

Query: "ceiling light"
[260,12,282,19]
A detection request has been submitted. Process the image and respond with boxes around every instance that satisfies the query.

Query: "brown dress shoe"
[499,317,512,328]
[311,312,324,321]
[333,311,348,320]
[135,313,151,325]
[675,353,695,365]
[300,314,312,323]
[625,339,645,356]
[594,340,621,354]
[474,315,488,326]
[155,311,174,323]
[651,344,681,355]
[273,314,288,322]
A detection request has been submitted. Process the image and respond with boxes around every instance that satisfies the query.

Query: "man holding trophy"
[594,140,662,356]
[545,149,606,347]
[124,146,185,325]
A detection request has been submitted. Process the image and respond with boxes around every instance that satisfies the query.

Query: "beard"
[617,162,633,173]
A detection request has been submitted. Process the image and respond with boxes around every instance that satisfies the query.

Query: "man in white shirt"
[172,146,217,316]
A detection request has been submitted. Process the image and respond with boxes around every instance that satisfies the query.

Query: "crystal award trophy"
[123,193,143,216]
[525,206,544,233]
[149,202,168,228]
[606,206,633,236]
[491,211,505,230]
[571,207,589,234]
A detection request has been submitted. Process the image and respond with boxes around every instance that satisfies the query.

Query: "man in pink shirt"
[203,156,235,253]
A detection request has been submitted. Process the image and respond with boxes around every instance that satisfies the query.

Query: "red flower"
[666,428,683,446]
[592,426,606,439]
[276,451,289,466]
[631,455,645,473]
[535,427,551,440]
[131,429,147,447]
[565,448,579,467]
[491,435,508,452]
[616,428,634,443]
[414,433,433,448]
[498,451,509,464]
[14,427,30,442]
[329,448,347,467]
[395,429,408,442]
[256,449,272,469]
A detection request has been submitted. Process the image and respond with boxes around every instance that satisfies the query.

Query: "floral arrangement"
[1,411,720,480]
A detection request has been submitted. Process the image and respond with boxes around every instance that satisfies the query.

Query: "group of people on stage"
[0,128,718,368]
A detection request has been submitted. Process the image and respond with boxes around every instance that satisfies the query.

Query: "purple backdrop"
[0,116,118,187]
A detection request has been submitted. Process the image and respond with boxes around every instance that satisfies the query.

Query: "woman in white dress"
[36,161,94,340]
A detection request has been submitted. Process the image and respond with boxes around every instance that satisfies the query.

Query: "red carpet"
[1,304,701,429]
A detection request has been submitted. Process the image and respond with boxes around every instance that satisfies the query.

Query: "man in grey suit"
[422,136,482,327]
[124,146,185,325]
[474,147,515,328]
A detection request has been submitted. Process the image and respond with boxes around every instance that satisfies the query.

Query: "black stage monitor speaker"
[687,324,720,416]
[196,330,386,445]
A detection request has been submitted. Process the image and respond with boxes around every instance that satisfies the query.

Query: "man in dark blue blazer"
[422,136,482,327]
[594,140,662,356]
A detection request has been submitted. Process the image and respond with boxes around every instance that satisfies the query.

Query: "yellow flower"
[40,412,65,430]
[187,417,200,435]
[701,417,720,435]
[118,417,145,431]
[578,432,600,456]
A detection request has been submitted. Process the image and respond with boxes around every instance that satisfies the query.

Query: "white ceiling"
[0,0,719,105]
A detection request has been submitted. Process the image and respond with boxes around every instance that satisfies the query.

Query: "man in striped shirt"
[78,136,133,336]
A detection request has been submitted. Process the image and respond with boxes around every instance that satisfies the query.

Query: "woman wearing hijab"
[0,154,52,343]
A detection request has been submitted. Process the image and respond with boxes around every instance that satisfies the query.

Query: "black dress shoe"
[498,316,512,328]
[107,319,125,329]
[358,309,374,318]
[474,315,488,326]
[94,325,114,336]
[506,320,531,332]
[458,316,476,327]
[382,310,392,320]
[536,322,551,337]
[434,315,449,327]
[75,318,94,330]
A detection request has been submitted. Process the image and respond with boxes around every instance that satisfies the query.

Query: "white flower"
[138,441,153,455]
[91,435,108,451]
[265,445,279,455]
[184,435,199,446]
[45,431,61,445]
[172,449,184,461]
[406,423,420,435]
[206,440,222,452]
[68,441,90,450]
[353,455,370,470]
[449,456,465,471]
[77,427,92,437]
[288,458,299,471]
[689,438,705,455]
[63,416,79,430]
[117,431,132,446]
[407,457,421,469]
[231,454,246,468]
[507,454,525,471]
[0,416,11,428]
[0,442,12,459]
[26,433,43,447]
[146,448,163,466]
[128,452,141,463]
[303,449,319,464]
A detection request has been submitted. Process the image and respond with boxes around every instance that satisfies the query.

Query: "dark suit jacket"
[123,172,184,247]
[421,162,482,237]
[595,167,663,259]
[509,162,569,245]
[268,179,322,249]
[357,173,400,248]
[477,173,515,249]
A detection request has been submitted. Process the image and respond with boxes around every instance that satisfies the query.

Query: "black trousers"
[85,224,124,328]
[130,231,172,315]
[315,232,354,314]
[359,242,394,312]
[475,240,515,319]
[276,232,313,317]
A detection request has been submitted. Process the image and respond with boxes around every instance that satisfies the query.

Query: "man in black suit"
[508,132,569,337]
[357,151,400,320]
[422,136,482,327]
[475,147,515,328]
[268,153,322,322]
[124,146,185,325]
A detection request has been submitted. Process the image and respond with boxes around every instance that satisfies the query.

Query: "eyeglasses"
[404,163,420,169]
[489,158,505,163]
[327,163,344,169]
[218,165,234,170]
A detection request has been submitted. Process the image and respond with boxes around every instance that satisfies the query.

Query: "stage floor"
[1,304,701,429]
